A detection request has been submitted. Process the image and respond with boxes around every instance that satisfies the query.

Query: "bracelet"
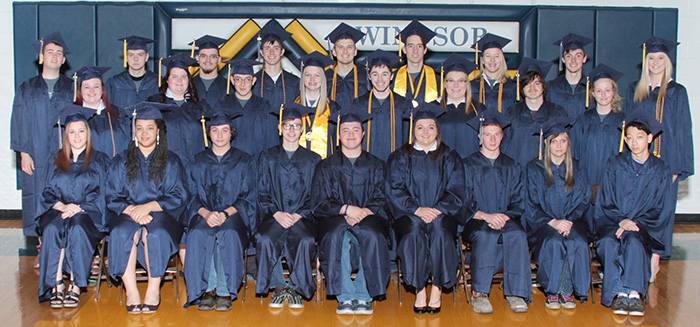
[222,210,230,218]
[344,205,349,215]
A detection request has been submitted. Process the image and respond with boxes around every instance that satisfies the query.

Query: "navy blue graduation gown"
[503,101,568,167]
[386,144,465,289]
[470,77,518,113]
[547,74,588,118]
[105,70,160,109]
[462,151,531,300]
[37,150,110,302]
[256,145,321,298]
[435,100,485,159]
[11,74,73,236]
[312,151,390,298]
[523,159,591,297]
[253,70,299,111]
[594,153,671,306]
[87,106,131,158]
[193,74,228,109]
[184,147,256,305]
[215,94,278,158]
[351,91,410,161]
[325,65,369,109]
[146,94,206,166]
[106,150,188,280]
[570,108,626,185]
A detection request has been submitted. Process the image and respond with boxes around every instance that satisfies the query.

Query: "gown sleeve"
[385,151,420,220]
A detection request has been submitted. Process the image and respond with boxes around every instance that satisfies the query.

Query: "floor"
[2,220,699,327]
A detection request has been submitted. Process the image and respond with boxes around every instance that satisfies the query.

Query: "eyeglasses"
[233,77,253,83]
[445,79,468,85]
[282,123,302,130]
[198,54,219,61]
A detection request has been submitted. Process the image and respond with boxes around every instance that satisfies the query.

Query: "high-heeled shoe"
[428,300,441,314]
[50,285,64,309]
[63,283,80,308]
[413,306,428,314]
[126,303,142,314]
[142,295,161,314]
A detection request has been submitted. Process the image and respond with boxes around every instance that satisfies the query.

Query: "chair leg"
[94,239,106,301]
[242,251,247,303]
[397,258,402,305]
[175,256,180,303]
[458,236,469,304]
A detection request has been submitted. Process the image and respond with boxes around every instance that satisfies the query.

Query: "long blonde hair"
[299,66,328,109]
[439,71,477,114]
[590,78,623,113]
[633,53,673,104]
[544,132,575,192]
[477,50,509,84]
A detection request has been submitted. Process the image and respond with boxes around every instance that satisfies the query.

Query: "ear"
[582,55,588,63]
[422,46,427,55]
[280,47,286,56]
[331,47,337,58]
[145,52,150,61]
[647,133,653,144]
[251,76,258,85]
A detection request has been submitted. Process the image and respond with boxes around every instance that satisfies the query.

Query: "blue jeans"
[558,255,573,295]
[337,231,371,303]
[206,239,229,297]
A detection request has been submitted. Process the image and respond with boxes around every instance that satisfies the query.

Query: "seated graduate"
[256,103,321,309]
[37,105,110,308]
[312,105,390,315]
[184,108,257,311]
[503,57,567,167]
[352,49,410,161]
[462,109,530,314]
[106,102,188,314]
[215,59,277,158]
[595,109,671,317]
[386,103,465,315]
[294,51,339,159]
[523,117,591,310]
[435,53,486,159]
[74,66,131,158]
[324,23,369,108]
[469,33,517,113]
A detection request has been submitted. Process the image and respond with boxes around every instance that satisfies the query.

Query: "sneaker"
[627,297,645,316]
[336,301,354,315]
[215,295,232,312]
[545,295,561,309]
[286,289,304,309]
[268,289,287,308]
[33,244,41,269]
[611,296,629,315]
[471,291,493,314]
[199,291,216,311]
[558,293,576,309]
[506,296,528,313]
[354,300,373,315]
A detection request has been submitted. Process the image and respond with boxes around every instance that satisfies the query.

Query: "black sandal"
[142,295,160,314]
[63,284,80,308]
[126,304,142,314]
[50,284,64,309]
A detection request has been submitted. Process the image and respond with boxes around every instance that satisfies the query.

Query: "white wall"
[3,0,699,213]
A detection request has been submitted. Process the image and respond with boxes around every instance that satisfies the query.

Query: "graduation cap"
[553,33,593,71]
[397,20,436,61]
[365,49,401,69]
[126,101,171,146]
[294,51,335,71]
[515,57,554,101]
[119,36,154,68]
[471,33,510,65]
[585,63,624,108]
[618,108,663,153]
[404,102,447,144]
[55,104,96,148]
[272,102,316,136]
[158,53,198,87]
[32,31,70,65]
[222,58,263,95]
[537,116,574,160]
[329,104,373,146]
[325,23,365,50]
[258,24,293,45]
[466,108,511,132]
[641,36,680,67]
[440,54,477,99]
[200,107,243,147]
[188,35,227,57]
[73,66,111,102]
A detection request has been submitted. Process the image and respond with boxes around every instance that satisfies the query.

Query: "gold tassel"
[585,76,590,108]
[440,66,444,100]
[475,43,478,65]
[158,58,162,87]
[336,115,340,147]
[619,121,626,153]
[642,43,647,70]
[516,72,520,101]
[73,73,77,102]
[408,112,413,144]
[398,33,403,63]
[39,39,44,64]
[278,104,283,136]
[538,128,543,160]
[191,40,196,58]
[201,115,208,147]
[123,39,128,68]
[226,63,231,95]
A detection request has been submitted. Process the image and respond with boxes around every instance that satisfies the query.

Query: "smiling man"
[547,33,594,118]
[253,25,299,111]
[393,20,439,104]
[190,35,229,107]
[324,23,368,108]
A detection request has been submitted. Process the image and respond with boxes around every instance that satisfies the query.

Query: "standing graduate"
[184,108,256,311]
[11,31,73,243]
[107,102,188,314]
[523,117,591,309]
[325,23,368,109]
[253,25,299,111]
[256,103,321,309]
[190,35,229,107]
[386,103,465,315]
[294,51,339,159]
[215,59,277,158]
[547,33,594,118]
[470,33,517,113]
[37,105,110,308]
[435,54,486,159]
[106,36,159,109]
[503,57,567,167]
[624,37,693,278]
[313,105,390,315]
[74,66,131,158]
[147,53,206,166]
[462,109,530,314]
[595,109,671,316]
[352,50,411,161]
[393,20,440,104]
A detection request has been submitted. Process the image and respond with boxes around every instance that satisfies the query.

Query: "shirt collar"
[413,140,438,152]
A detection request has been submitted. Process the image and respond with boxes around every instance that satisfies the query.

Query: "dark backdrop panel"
[97,4,155,81]
[537,8,596,81]
[39,4,96,75]
[12,3,38,89]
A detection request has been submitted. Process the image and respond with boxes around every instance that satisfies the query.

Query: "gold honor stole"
[295,97,331,159]
[330,64,359,101]
[394,65,438,103]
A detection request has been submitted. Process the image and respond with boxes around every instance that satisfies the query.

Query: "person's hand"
[548,219,573,236]
[482,213,510,230]
[273,211,296,229]
[60,203,83,219]
[619,219,639,232]
[20,152,34,175]
[138,214,153,225]
[673,174,679,183]
[129,204,153,222]
[205,211,226,228]
[415,207,442,224]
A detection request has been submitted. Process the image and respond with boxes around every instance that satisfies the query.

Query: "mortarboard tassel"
[327,39,333,59]
[39,39,44,65]
[336,114,340,147]
[475,43,479,66]
[226,63,231,95]
[201,115,208,147]
[478,116,485,146]
[190,40,196,58]
[123,39,128,68]
[278,104,284,136]
[538,128,543,160]
[132,109,138,147]
[642,43,647,71]
[408,111,413,144]
[619,121,626,153]
[440,66,444,100]
[57,118,62,148]
[158,58,162,87]
[73,73,78,102]
[558,41,563,71]
[398,33,403,63]
[585,76,590,108]
[256,35,262,61]
[516,72,520,101]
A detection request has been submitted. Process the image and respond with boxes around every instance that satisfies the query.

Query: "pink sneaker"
[558,293,576,309]
[33,244,41,269]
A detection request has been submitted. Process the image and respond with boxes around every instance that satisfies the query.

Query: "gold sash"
[393,65,438,103]
[295,97,331,159]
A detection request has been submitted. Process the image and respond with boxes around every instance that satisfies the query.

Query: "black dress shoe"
[413,306,428,314]
[427,306,441,314]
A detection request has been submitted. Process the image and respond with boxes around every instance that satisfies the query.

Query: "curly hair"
[126,119,168,189]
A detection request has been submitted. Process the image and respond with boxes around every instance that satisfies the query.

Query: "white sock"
[629,293,640,299]
[617,293,628,298]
